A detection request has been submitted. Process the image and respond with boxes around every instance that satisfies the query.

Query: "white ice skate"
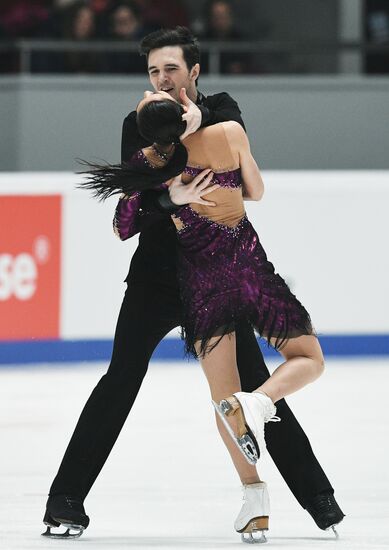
[235,481,270,544]
[212,392,280,465]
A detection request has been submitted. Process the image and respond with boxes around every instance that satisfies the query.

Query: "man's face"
[147,46,199,102]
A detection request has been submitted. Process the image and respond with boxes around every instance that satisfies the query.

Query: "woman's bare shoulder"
[221,120,245,133]
[185,122,246,153]
[194,120,244,138]
[220,120,248,149]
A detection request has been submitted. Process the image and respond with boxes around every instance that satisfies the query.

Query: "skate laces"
[264,403,281,423]
[254,392,281,423]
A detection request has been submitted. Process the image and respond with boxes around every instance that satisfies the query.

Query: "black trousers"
[50,282,332,507]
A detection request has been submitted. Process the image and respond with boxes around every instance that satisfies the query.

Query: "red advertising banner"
[0,196,61,340]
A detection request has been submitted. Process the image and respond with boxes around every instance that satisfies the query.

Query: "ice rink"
[1,358,388,550]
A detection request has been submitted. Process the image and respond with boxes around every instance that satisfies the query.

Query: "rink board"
[1,171,388,364]
[1,334,389,365]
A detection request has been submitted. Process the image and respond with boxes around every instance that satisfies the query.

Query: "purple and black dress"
[113,125,314,358]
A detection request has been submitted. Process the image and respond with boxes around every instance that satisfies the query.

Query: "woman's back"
[183,121,240,173]
[179,121,245,228]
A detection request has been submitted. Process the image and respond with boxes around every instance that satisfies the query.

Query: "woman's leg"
[216,334,324,466]
[197,332,261,485]
[258,335,325,403]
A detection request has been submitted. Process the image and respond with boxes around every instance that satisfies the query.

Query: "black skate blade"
[245,424,260,461]
[41,524,84,539]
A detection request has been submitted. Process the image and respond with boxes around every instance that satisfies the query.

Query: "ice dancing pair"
[73,96,338,542]
[42,27,345,543]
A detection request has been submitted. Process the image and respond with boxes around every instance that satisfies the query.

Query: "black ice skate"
[306,492,345,539]
[41,495,90,539]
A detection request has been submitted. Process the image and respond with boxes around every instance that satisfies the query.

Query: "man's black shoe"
[41,495,90,538]
[306,492,345,532]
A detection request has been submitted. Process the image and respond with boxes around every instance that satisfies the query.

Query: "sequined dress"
[170,124,313,357]
[115,123,314,358]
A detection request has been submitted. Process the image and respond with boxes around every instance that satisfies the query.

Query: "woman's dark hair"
[137,99,186,146]
[77,99,188,200]
[139,26,200,71]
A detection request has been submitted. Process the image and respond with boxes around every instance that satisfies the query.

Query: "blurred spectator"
[61,2,100,73]
[201,0,251,74]
[365,0,389,73]
[111,2,146,41]
[0,0,52,73]
[202,0,243,41]
[51,0,114,38]
[54,0,80,8]
[0,0,51,39]
[135,0,189,29]
[90,0,112,13]
[102,1,147,73]
[89,0,115,36]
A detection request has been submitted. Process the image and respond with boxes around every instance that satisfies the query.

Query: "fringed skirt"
[174,207,314,358]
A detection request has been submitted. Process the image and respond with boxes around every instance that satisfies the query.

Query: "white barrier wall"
[0,171,388,342]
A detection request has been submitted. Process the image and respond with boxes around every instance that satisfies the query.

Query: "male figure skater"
[43,27,344,539]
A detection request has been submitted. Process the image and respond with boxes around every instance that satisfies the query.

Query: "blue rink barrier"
[0,334,389,365]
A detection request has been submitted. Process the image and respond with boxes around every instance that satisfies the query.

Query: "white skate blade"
[41,524,84,539]
[241,531,267,544]
[212,400,258,465]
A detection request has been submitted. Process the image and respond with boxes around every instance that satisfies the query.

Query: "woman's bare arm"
[224,121,264,201]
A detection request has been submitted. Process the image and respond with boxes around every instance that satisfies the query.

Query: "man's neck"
[187,87,198,103]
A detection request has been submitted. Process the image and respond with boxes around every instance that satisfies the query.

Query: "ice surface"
[0,359,388,549]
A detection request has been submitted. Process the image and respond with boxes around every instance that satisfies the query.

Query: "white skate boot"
[213,392,280,464]
[235,481,270,544]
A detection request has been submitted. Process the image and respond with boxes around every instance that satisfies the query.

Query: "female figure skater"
[83,91,325,543]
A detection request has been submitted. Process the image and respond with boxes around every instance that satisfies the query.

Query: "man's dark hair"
[137,99,186,146]
[139,26,200,71]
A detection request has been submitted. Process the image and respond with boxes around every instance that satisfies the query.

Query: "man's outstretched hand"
[168,168,219,206]
[179,88,202,140]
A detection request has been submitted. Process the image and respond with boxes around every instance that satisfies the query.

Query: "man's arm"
[198,92,245,130]
[180,89,245,140]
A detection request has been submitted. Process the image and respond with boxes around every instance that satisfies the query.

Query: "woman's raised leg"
[218,335,325,466]
[258,334,325,403]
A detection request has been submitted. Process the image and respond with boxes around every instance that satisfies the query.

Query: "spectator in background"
[90,0,112,13]
[103,1,147,73]
[53,0,80,9]
[203,0,242,41]
[135,0,189,29]
[89,0,114,36]
[201,0,251,74]
[61,2,100,73]
[0,0,52,73]
[0,0,51,39]
[111,1,146,41]
[365,0,389,73]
